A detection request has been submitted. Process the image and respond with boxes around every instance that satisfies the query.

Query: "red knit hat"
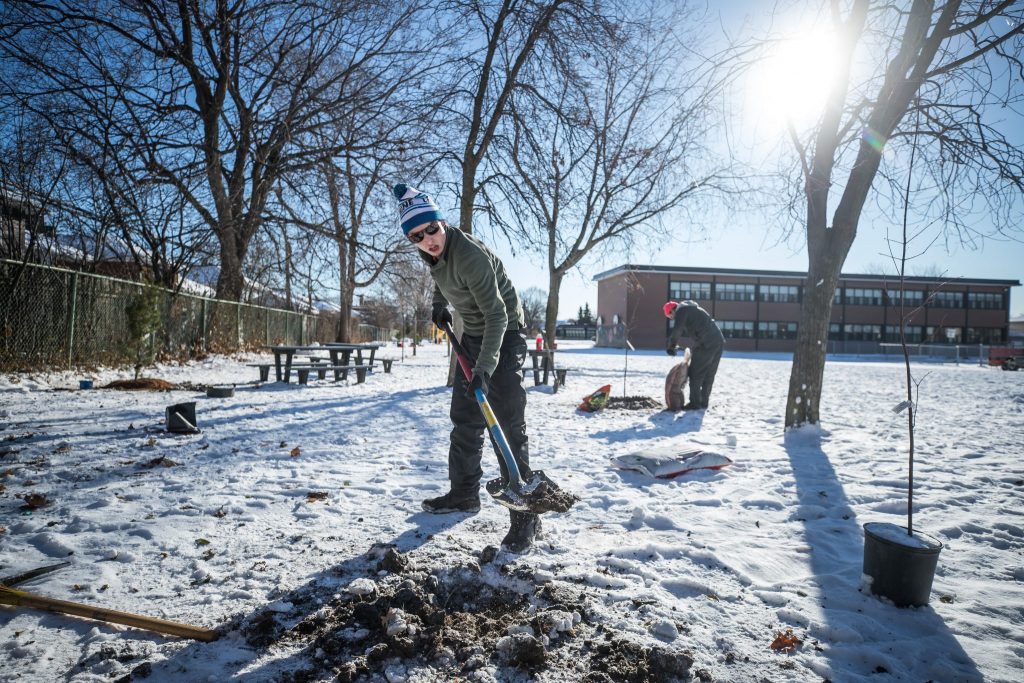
[663,301,679,318]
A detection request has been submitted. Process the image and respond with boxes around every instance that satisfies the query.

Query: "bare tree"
[0,0,423,301]
[489,3,737,347]
[384,254,435,343]
[437,0,617,235]
[518,286,547,333]
[776,0,1024,427]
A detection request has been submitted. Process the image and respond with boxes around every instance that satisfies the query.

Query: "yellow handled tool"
[0,583,219,641]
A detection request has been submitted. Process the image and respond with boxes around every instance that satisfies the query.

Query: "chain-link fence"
[0,259,392,371]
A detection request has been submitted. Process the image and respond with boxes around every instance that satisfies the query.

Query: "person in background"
[394,183,541,553]
[664,299,725,410]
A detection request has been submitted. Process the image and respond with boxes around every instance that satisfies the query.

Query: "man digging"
[395,184,574,553]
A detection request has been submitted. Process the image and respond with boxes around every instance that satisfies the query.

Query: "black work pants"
[448,331,530,495]
[689,343,723,408]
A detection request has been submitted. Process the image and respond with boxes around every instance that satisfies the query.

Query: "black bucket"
[863,522,942,607]
[166,402,200,434]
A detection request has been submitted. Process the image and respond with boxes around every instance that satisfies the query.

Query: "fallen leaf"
[145,437,157,447]
[307,491,328,502]
[19,492,50,509]
[770,628,802,652]
[195,538,211,546]
[290,446,301,457]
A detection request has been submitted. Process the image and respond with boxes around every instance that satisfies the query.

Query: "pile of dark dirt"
[606,396,662,410]
[234,543,694,682]
[103,378,177,391]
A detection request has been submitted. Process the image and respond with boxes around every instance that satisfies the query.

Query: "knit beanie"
[393,183,445,234]
[663,301,679,318]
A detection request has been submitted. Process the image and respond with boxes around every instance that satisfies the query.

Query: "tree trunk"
[336,238,351,342]
[543,270,564,350]
[786,263,842,427]
[215,237,244,302]
[459,164,477,234]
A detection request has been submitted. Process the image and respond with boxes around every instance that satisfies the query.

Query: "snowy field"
[1,340,1022,682]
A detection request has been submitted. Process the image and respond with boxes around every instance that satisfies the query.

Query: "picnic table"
[527,348,555,386]
[258,343,384,383]
[525,348,573,392]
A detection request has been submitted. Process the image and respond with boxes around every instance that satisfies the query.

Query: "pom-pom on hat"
[663,301,679,318]
[393,183,445,234]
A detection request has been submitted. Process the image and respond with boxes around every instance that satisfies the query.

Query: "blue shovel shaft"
[475,388,524,487]
[442,322,525,491]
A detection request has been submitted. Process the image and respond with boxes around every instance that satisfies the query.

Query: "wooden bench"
[248,362,374,384]
[247,363,273,382]
[380,358,394,373]
[294,364,374,385]
[551,367,571,393]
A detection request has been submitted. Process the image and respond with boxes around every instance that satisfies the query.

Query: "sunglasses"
[407,223,442,243]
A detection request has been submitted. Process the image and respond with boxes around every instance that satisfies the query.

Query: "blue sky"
[490,2,1024,320]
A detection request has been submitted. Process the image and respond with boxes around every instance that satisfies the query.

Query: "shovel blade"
[485,470,579,515]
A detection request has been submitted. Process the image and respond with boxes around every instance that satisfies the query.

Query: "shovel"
[443,322,577,514]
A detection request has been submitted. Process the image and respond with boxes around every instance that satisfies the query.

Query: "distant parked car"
[989,346,1023,371]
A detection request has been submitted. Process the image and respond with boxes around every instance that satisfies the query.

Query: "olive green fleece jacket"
[420,226,524,376]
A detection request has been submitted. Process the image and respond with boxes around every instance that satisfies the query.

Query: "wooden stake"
[0,584,219,642]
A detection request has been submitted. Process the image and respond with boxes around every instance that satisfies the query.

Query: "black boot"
[501,510,542,553]
[422,490,480,513]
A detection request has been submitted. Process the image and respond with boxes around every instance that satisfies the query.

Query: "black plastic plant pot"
[206,385,234,398]
[863,522,942,607]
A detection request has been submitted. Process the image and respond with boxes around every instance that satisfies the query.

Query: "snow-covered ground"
[1,341,1022,682]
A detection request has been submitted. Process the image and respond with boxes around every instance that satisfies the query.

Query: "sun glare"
[753,31,841,132]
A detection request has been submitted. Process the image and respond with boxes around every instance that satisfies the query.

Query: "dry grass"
[103,378,177,391]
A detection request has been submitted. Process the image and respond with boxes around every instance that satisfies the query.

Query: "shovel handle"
[442,322,525,488]
[0,584,219,641]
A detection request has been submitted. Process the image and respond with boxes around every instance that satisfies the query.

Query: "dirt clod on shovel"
[486,475,579,514]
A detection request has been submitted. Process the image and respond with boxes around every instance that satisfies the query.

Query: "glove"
[431,302,453,329]
[666,346,677,356]
[467,369,489,399]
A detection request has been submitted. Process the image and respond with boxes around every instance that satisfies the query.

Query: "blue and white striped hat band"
[393,183,445,235]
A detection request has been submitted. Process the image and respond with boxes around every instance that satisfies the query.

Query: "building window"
[885,289,924,308]
[967,292,1002,310]
[964,327,1004,344]
[829,323,842,340]
[669,280,711,301]
[716,283,756,302]
[845,323,882,341]
[759,285,799,303]
[884,324,924,343]
[926,326,961,343]
[834,289,843,305]
[930,290,963,309]
[758,321,797,340]
[718,320,754,339]
[845,288,883,306]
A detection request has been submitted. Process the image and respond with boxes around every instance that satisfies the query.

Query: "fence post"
[66,271,79,369]
[236,302,242,351]
[201,298,208,352]
[265,312,270,346]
